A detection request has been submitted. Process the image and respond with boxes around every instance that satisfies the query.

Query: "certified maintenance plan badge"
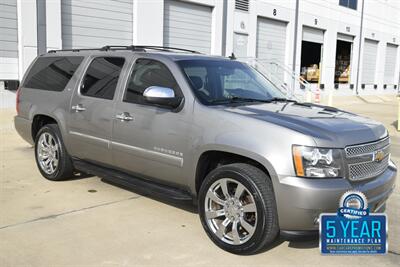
[320,191,387,254]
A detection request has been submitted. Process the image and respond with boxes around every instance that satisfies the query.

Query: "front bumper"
[275,161,397,231]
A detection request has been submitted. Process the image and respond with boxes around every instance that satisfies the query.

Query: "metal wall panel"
[384,43,398,84]
[61,0,133,49]
[361,39,378,84]
[163,0,212,54]
[0,0,18,58]
[302,26,324,44]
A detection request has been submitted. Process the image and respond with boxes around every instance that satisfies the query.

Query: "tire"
[34,124,74,181]
[198,163,279,255]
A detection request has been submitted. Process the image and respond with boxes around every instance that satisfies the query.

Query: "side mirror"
[143,86,181,108]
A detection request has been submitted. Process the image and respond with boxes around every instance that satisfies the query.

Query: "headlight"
[292,145,343,178]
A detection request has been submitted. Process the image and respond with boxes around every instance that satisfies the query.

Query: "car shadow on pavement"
[101,178,198,214]
[285,235,319,249]
[287,238,319,249]
[70,171,95,180]
[257,237,286,254]
[100,178,319,253]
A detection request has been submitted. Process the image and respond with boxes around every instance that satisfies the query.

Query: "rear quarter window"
[23,56,84,91]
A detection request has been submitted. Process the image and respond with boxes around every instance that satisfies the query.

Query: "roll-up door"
[61,0,133,49]
[303,26,324,44]
[256,17,287,81]
[0,0,18,80]
[337,33,354,43]
[163,0,212,54]
[384,43,398,84]
[361,39,378,84]
[256,18,287,64]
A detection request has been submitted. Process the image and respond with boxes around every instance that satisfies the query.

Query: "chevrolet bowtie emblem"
[374,150,385,162]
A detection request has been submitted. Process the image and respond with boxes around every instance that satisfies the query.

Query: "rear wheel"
[198,163,279,254]
[34,124,74,181]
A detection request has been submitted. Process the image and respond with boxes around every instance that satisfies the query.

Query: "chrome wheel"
[37,132,59,175]
[204,178,257,245]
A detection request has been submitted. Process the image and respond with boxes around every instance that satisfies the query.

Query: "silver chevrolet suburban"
[14,46,396,254]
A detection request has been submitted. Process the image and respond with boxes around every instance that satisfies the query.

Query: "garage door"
[361,39,378,84]
[256,18,287,64]
[303,26,324,44]
[163,0,212,54]
[256,18,287,81]
[61,0,133,49]
[337,33,354,43]
[0,0,18,80]
[384,43,398,84]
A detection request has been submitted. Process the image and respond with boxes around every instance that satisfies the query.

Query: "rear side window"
[81,57,125,100]
[24,56,84,91]
[124,58,180,105]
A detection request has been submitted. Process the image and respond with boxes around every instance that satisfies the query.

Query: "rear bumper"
[14,115,33,145]
[275,161,397,231]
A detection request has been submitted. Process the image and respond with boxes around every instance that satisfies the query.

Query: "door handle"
[71,104,86,112]
[115,112,133,122]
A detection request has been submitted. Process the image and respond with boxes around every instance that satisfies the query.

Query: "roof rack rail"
[135,45,201,54]
[48,48,102,53]
[48,45,201,54]
[100,45,145,51]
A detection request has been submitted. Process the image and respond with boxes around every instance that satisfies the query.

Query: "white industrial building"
[1,0,399,96]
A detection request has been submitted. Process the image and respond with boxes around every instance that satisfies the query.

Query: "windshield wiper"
[267,97,297,103]
[209,96,272,104]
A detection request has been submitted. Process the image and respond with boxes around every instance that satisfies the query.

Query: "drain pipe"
[221,0,228,56]
[355,0,365,95]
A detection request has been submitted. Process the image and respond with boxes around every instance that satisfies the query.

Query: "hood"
[221,102,387,148]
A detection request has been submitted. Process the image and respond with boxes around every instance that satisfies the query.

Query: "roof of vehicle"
[44,45,232,62]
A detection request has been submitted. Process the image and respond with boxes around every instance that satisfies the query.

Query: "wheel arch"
[193,146,278,196]
[31,114,58,140]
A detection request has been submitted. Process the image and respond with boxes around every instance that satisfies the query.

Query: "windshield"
[177,59,286,105]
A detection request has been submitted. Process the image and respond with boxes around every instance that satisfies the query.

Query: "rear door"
[68,56,127,165]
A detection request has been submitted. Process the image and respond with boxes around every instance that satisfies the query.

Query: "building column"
[321,28,337,89]
[350,34,360,95]
[210,0,223,55]
[17,0,37,80]
[224,0,235,56]
[133,0,164,46]
[46,0,62,51]
[375,40,386,91]
[395,47,400,90]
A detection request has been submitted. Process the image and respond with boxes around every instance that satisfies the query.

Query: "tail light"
[16,87,21,115]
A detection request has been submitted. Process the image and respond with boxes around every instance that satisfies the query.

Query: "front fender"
[189,104,317,197]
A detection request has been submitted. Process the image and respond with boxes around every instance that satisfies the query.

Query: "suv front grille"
[348,156,389,181]
[345,137,390,157]
[345,137,390,181]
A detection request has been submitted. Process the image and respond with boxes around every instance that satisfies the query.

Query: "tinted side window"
[24,56,84,91]
[81,57,125,100]
[124,59,180,105]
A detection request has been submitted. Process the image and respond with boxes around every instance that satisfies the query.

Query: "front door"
[111,58,190,186]
[68,56,126,165]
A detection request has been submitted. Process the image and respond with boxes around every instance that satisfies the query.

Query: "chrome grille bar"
[345,137,390,181]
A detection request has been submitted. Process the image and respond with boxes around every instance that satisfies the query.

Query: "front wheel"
[198,163,279,254]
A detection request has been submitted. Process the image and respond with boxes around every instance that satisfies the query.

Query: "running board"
[73,160,193,202]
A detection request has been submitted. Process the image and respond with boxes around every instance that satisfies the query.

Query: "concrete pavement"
[0,96,399,266]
